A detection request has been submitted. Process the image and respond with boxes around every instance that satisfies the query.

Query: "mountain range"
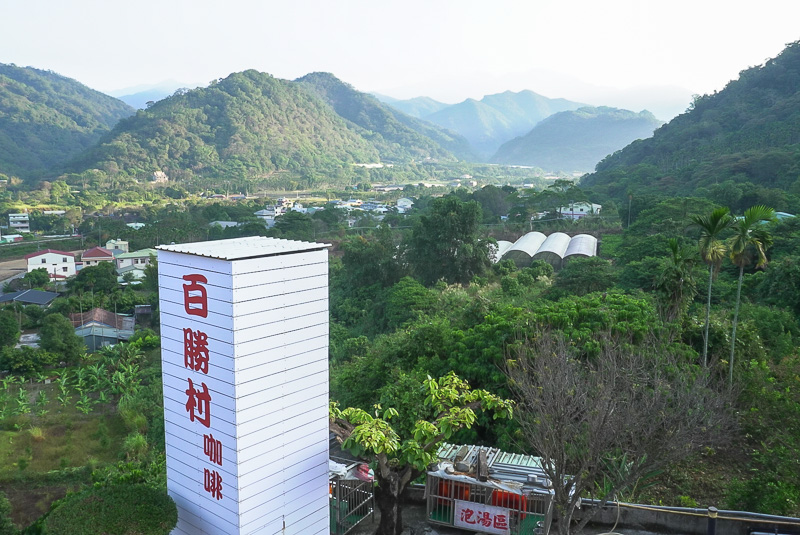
[491,107,663,173]
[378,90,586,158]
[0,63,134,178]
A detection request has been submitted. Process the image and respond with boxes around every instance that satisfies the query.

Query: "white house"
[81,246,116,267]
[116,248,157,269]
[559,202,602,220]
[396,198,414,213]
[8,213,30,233]
[106,239,129,253]
[25,249,76,279]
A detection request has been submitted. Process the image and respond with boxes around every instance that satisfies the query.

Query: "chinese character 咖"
[493,514,509,530]
[183,274,208,318]
[185,378,212,427]
[204,433,223,466]
[204,468,223,500]
[184,328,210,374]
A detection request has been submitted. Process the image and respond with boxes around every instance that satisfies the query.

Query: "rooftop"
[0,289,59,306]
[81,246,115,259]
[24,249,74,260]
[157,236,330,261]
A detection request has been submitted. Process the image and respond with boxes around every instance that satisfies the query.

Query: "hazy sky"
[1,0,798,110]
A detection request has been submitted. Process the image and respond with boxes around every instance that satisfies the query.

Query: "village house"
[69,308,135,351]
[8,213,30,233]
[80,246,116,267]
[115,248,157,270]
[558,201,602,220]
[24,249,76,279]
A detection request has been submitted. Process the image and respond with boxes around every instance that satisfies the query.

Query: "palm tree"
[654,238,697,325]
[691,207,734,367]
[727,205,776,385]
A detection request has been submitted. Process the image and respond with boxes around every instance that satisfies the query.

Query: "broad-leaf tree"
[727,205,775,385]
[691,207,734,367]
[329,372,513,535]
[406,197,494,286]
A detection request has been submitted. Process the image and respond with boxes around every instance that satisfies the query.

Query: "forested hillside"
[582,40,800,212]
[492,107,662,172]
[68,70,384,184]
[297,72,474,160]
[0,64,134,178]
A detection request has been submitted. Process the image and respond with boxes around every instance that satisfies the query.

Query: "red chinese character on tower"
[183,274,208,318]
[204,468,223,500]
[185,378,212,427]
[493,514,509,530]
[204,433,223,466]
[184,328,210,374]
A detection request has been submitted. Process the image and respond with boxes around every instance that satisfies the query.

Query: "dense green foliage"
[38,314,84,364]
[42,484,176,535]
[0,63,133,177]
[69,70,382,183]
[297,72,474,160]
[583,40,800,213]
[492,107,662,172]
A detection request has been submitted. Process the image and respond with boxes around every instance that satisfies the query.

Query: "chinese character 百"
[204,468,223,500]
[493,514,509,530]
[460,508,476,525]
[185,378,212,427]
[183,274,208,318]
[204,433,223,466]
[184,328,210,374]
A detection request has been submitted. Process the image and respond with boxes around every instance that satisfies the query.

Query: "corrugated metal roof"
[533,232,571,259]
[437,443,550,488]
[506,232,547,258]
[157,236,331,261]
[564,234,598,258]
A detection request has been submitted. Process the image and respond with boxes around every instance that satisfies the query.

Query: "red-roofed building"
[24,249,76,279]
[81,246,116,267]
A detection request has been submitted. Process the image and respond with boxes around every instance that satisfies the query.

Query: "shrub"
[43,484,176,535]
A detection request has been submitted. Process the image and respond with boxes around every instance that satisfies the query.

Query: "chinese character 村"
[185,378,212,428]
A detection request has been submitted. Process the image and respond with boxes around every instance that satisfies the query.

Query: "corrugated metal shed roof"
[564,234,598,258]
[506,232,547,258]
[533,232,571,259]
[436,443,552,490]
[157,236,331,261]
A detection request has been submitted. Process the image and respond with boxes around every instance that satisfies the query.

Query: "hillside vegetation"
[297,72,474,160]
[492,106,662,172]
[0,64,134,178]
[68,70,384,183]
[582,40,800,212]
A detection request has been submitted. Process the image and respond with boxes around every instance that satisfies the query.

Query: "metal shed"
[427,444,553,535]
[502,232,547,267]
[532,232,571,268]
[563,234,598,262]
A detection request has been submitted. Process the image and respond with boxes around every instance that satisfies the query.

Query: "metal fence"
[330,476,374,535]
[426,473,552,535]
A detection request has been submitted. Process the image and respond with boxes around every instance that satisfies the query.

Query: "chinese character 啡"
[204,468,223,500]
